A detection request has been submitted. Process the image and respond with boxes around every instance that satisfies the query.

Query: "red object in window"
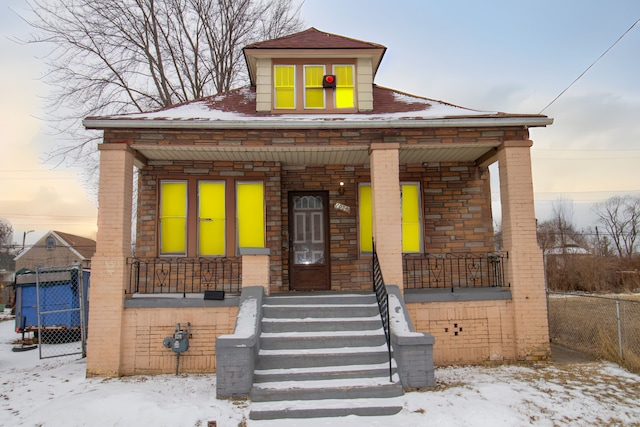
[322,75,336,88]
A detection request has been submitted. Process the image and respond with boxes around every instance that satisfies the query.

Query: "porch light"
[339,181,345,195]
[323,74,336,89]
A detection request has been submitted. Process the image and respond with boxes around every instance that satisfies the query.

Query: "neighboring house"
[544,236,590,255]
[14,231,96,272]
[83,28,552,380]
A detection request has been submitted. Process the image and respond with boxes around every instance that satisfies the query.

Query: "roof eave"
[83,116,553,131]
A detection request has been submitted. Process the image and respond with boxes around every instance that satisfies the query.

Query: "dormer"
[243,28,386,113]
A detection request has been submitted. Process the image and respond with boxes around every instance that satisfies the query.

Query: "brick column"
[498,140,550,361]
[240,248,271,295]
[86,144,134,377]
[369,142,403,288]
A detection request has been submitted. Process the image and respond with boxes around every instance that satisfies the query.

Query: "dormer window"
[304,65,325,109]
[274,65,295,109]
[334,65,355,109]
[273,61,356,112]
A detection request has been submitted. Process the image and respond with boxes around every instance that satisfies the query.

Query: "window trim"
[197,180,226,257]
[303,64,326,110]
[159,180,188,256]
[271,59,357,113]
[236,181,266,251]
[333,64,356,109]
[156,177,267,258]
[274,64,296,110]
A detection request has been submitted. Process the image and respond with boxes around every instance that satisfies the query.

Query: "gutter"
[83,116,553,131]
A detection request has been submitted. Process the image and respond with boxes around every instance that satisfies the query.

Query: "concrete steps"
[249,293,403,421]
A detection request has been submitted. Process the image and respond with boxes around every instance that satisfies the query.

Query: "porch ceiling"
[131,142,501,165]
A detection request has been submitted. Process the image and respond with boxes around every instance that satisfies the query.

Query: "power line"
[539,17,640,114]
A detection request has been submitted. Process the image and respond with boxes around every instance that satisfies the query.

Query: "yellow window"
[334,65,354,109]
[160,181,187,255]
[304,65,325,109]
[358,183,422,254]
[198,181,226,256]
[359,184,373,253]
[237,182,265,248]
[401,183,421,253]
[274,65,295,109]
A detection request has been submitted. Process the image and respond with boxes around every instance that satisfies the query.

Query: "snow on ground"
[1,315,640,427]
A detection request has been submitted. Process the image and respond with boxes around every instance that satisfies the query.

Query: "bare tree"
[0,220,13,251]
[23,0,303,169]
[593,195,640,259]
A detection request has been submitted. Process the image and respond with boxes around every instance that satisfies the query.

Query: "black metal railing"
[372,241,393,382]
[127,257,241,296]
[403,252,508,291]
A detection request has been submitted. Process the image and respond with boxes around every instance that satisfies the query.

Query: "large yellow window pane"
[160,181,187,255]
[305,65,324,109]
[402,183,421,253]
[359,184,372,253]
[237,182,265,248]
[199,181,225,256]
[335,65,354,109]
[274,65,295,109]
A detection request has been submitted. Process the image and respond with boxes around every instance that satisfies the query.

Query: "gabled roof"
[244,27,386,50]
[243,27,387,86]
[84,85,552,130]
[53,231,97,260]
[14,231,96,262]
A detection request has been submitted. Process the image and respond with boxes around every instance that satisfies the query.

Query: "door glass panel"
[292,195,325,265]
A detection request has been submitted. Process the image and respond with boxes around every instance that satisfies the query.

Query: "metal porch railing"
[403,252,508,291]
[127,257,241,296]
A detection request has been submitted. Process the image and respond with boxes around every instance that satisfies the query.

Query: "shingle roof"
[53,231,96,260]
[244,27,386,50]
[84,84,552,129]
[86,84,492,121]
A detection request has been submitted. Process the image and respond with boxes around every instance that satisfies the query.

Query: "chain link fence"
[548,292,640,373]
[15,266,88,359]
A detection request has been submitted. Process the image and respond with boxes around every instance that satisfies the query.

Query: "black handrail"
[371,241,393,382]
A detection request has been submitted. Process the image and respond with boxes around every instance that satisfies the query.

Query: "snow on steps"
[249,293,403,420]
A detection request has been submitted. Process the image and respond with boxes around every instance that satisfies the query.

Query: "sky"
[1,316,640,426]
[1,0,640,247]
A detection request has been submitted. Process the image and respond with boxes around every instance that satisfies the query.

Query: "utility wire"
[539,17,640,114]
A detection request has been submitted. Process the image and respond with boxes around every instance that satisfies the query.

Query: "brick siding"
[124,126,523,292]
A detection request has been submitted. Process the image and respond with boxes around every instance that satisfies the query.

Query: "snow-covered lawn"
[1,316,639,427]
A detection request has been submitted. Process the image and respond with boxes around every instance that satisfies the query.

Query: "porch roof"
[85,85,551,166]
[129,142,501,165]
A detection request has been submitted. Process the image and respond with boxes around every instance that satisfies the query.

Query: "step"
[259,329,387,350]
[250,376,403,402]
[256,345,392,370]
[249,396,404,420]
[261,315,382,333]
[264,293,376,306]
[254,361,396,383]
[262,303,379,319]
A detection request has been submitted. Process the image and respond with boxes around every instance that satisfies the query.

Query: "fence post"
[616,299,623,360]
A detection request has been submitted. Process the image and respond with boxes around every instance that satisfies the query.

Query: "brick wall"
[120,306,238,375]
[407,300,516,365]
[120,126,527,292]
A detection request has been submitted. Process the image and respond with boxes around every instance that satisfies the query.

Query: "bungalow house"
[83,28,552,414]
[14,230,96,271]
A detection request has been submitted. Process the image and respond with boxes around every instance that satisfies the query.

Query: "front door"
[288,191,331,291]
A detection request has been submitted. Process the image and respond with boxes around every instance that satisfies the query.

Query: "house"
[83,28,552,386]
[14,231,96,272]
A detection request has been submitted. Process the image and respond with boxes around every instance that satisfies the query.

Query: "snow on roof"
[86,85,509,124]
